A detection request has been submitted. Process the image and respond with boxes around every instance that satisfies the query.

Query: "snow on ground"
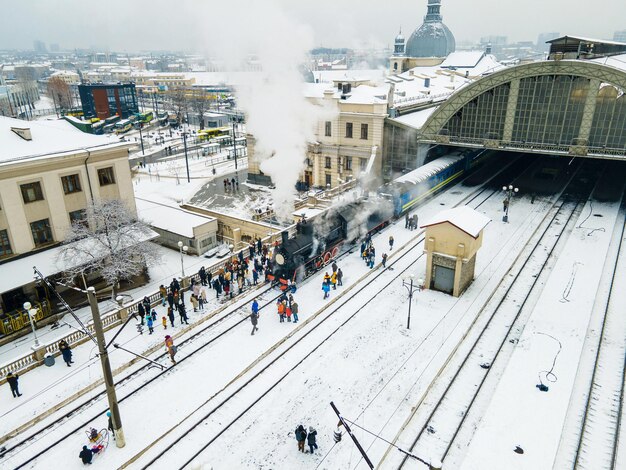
[4,179,559,469]
[7,171,623,470]
[458,199,622,470]
[0,243,224,365]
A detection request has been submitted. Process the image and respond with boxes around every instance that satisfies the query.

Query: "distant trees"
[47,76,74,112]
[169,87,189,127]
[189,88,208,130]
[57,199,159,298]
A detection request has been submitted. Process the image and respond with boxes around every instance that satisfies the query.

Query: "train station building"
[385,35,626,180]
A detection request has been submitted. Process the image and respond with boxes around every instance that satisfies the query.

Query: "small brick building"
[421,206,490,297]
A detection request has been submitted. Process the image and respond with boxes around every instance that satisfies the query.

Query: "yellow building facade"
[421,206,490,297]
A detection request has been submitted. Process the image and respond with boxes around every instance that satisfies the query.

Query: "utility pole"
[139,123,145,165]
[87,287,126,448]
[182,131,190,183]
[330,401,374,469]
[232,118,238,170]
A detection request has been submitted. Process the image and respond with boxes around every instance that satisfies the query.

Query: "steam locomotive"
[273,149,492,282]
[272,199,392,282]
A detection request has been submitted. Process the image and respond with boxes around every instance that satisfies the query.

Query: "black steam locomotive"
[272,198,393,282]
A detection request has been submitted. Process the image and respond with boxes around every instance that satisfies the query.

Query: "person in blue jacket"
[322,281,330,299]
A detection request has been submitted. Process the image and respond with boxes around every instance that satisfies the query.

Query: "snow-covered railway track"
[118,180,508,469]
[2,284,274,468]
[5,155,527,469]
[393,162,598,469]
[568,202,626,470]
[2,230,375,469]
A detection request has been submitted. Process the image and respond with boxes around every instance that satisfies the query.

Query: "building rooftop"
[136,198,216,239]
[0,116,127,165]
[421,205,491,238]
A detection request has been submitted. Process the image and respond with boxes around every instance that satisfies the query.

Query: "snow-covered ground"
[3,169,625,470]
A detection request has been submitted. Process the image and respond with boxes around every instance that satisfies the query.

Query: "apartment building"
[0,117,135,314]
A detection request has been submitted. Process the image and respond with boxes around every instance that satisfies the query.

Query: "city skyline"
[0,0,624,53]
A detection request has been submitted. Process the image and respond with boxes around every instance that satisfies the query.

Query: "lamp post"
[23,302,40,347]
[138,123,145,162]
[502,184,519,223]
[178,241,188,277]
[182,131,190,183]
[401,275,423,329]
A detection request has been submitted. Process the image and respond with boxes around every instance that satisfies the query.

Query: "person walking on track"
[165,335,177,364]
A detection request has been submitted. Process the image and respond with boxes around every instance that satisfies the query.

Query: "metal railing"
[0,236,280,382]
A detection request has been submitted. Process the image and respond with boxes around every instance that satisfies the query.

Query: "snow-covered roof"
[303,82,389,105]
[421,205,491,238]
[136,198,216,239]
[0,227,158,294]
[390,52,505,111]
[591,53,626,73]
[312,69,386,84]
[440,51,486,69]
[547,35,626,46]
[292,207,324,220]
[395,155,464,185]
[0,116,127,164]
[390,106,439,130]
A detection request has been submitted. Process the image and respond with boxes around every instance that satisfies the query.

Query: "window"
[325,174,332,187]
[359,158,367,171]
[0,229,12,257]
[345,122,353,138]
[61,174,82,194]
[325,157,332,169]
[20,182,44,203]
[345,156,352,171]
[325,121,332,137]
[361,123,369,140]
[30,219,53,247]
[98,167,116,186]
[69,209,87,226]
[306,158,313,167]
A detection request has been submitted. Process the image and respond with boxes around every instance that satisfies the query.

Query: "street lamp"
[502,184,519,223]
[401,275,423,329]
[182,131,190,183]
[23,302,40,347]
[178,241,188,277]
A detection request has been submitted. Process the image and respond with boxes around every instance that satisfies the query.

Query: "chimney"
[11,127,32,141]
[281,231,289,245]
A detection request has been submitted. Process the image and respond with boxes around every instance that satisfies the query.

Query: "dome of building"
[405,0,456,58]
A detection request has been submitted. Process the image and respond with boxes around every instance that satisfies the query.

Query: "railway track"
[567,199,626,470]
[4,232,366,468]
[119,184,515,469]
[389,161,601,469]
[3,154,530,469]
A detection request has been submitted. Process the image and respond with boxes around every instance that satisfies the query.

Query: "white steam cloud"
[199,2,324,221]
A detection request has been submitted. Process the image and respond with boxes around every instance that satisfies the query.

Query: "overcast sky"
[1,0,624,53]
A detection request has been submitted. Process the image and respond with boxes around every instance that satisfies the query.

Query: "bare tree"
[189,88,208,129]
[169,87,189,127]
[47,76,73,112]
[57,199,159,298]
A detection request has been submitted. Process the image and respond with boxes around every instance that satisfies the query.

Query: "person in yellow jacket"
[330,271,338,290]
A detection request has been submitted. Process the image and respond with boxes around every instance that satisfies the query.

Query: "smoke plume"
[200,2,321,221]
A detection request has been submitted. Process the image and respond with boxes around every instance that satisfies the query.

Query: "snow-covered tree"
[57,199,159,298]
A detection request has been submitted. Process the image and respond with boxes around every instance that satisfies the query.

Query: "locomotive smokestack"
[281,230,289,245]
